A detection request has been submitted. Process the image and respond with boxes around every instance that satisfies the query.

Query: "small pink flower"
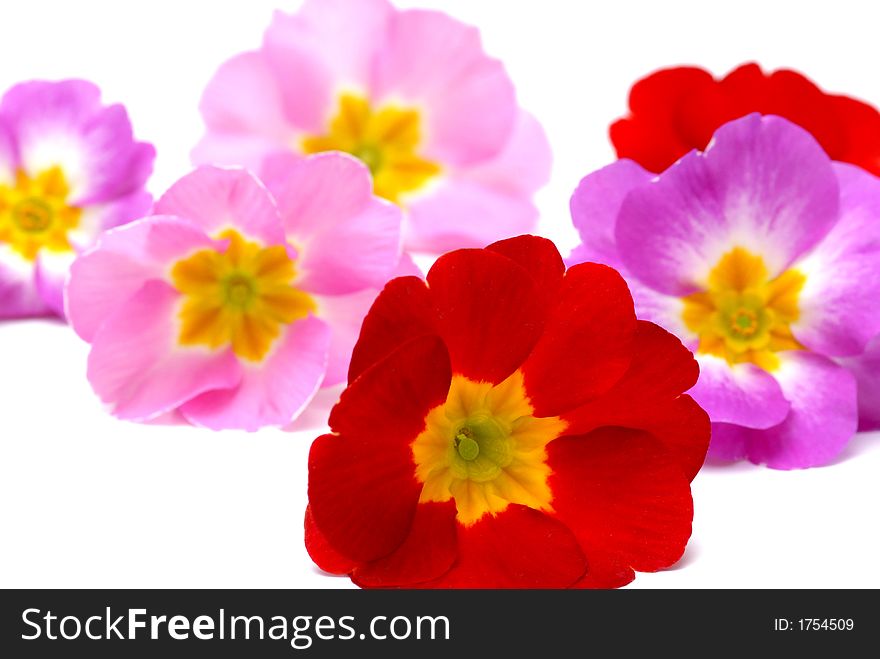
[192,0,551,253]
[0,80,154,319]
[67,153,406,430]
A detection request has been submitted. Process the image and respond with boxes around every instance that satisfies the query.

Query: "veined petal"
[793,163,880,356]
[691,354,790,430]
[616,114,840,296]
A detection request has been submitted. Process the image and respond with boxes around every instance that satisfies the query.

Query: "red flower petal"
[521,263,636,416]
[304,505,358,576]
[309,335,452,563]
[486,234,565,305]
[832,95,880,176]
[610,66,715,172]
[425,505,587,588]
[612,62,880,176]
[547,427,694,588]
[563,321,709,479]
[347,276,436,383]
[352,501,458,588]
[428,247,546,383]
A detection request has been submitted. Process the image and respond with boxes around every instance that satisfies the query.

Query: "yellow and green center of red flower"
[413,370,568,526]
[170,230,315,362]
[302,93,441,204]
[0,167,82,261]
[682,247,806,371]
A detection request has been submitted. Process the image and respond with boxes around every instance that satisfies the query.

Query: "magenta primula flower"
[0,80,154,319]
[569,114,880,469]
[67,153,405,431]
[192,0,551,253]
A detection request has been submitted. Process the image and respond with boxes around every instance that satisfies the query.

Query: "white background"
[1,0,879,588]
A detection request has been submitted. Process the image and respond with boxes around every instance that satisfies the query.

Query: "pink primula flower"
[67,154,406,431]
[0,80,154,319]
[569,114,880,469]
[193,0,551,253]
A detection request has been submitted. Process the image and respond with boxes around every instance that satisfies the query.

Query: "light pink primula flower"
[192,0,551,253]
[67,154,407,431]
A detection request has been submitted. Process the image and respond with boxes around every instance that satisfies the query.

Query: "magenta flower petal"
[840,337,880,431]
[0,118,15,181]
[0,79,154,320]
[1,80,153,204]
[272,153,402,294]
[736,353,857,469]
[0,252,50,319]
[792,163,880,356]
[180,316,331,431]
[616,114,840,296]
[568,158,652,271]
[691,356,790,430]
[75,104,155,205]
[34,252,73,316]
[87,280,242,421]
[155,167,286,247]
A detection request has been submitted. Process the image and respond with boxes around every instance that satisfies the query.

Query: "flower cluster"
[3,0,880,591]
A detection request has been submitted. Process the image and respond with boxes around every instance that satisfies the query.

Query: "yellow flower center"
[0,167,82,261]
[170,230,316,362]
[412,370,568,526]
[682,247,806,371]
[301,93,441,204]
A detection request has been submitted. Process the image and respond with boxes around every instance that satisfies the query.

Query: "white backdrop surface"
[1,0,879,588]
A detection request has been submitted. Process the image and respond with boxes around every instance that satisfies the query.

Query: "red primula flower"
[305,235,710,588]
[610,62,880,176]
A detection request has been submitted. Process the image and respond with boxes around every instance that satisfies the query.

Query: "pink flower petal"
[154,166,285,246]
[267,0,392,96]
[66,217,218,342]
[405,177,538,252]
[196,51,292,143]
[274,153,402,294]
[464,110,553,196]
[373,9,517,165]
[87,280,242,421]
[181,315,331,431]
[314,289,379,387]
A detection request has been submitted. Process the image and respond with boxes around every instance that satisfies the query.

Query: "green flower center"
[224,274,256,309]
[13,198,53,233]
